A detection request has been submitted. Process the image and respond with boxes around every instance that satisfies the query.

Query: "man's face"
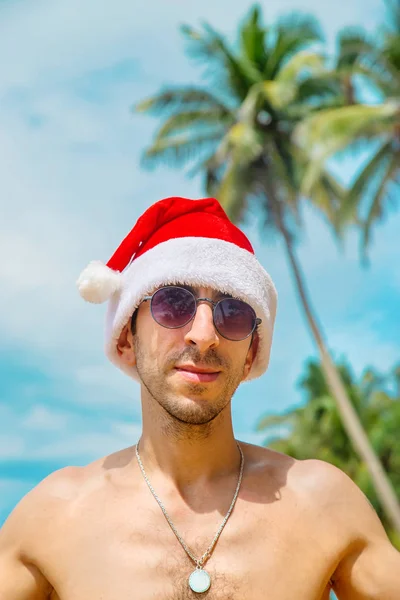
[117,286,257,426]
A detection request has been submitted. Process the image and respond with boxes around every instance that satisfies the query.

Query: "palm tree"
[257,359,400,549]
[134,5,400,532]
[297,0,400,261]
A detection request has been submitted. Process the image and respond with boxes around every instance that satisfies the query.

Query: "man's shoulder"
[2,444,136,542]
[246,443,369,518]
[25,445,133,510]
[2,465,83,538]
[278,450,366,506]
[0,465,83,579]
[248,443,351,485]
[290,455,374,520]
[30,464,85,507]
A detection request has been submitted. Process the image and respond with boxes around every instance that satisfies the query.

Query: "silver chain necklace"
[135,438,244,594]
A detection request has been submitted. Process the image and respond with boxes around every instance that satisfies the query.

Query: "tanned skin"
[0,285,399,599]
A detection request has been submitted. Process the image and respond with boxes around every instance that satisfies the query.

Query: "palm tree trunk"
[277,217,400,534]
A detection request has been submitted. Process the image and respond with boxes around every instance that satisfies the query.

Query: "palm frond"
[185,147,223,179]
[266,13,323,79]
[287,77,345,119]
[276,50,325,84]
[298,102,399,153]
[296,102,399,196]
[274,12,323,43]
[362,51,400,97]
[242,80,297,115]
[383,31,400,73]
[256,410,300,432]
[265,438,295,453]
[155,109,233,139]
[337,141,392,229]
[362,150,400,250]
[135,86,232,116]
[226,121,264,163]
[141,131,223,169]
[336,27,376,70]
[335,23,400,97]
[237,82,275,123]
[306,168,346,226]
[239,4,269,73]
[209,122,265,221]
[272,132,298,189]
[214,159,252,222]
[180,23,261,99]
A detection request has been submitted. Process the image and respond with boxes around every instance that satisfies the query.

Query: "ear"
[116,323,137,367]
[242,331,259,380]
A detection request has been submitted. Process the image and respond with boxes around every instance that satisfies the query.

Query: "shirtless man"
[1,196,399,600]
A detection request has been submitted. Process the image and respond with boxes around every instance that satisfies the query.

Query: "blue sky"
[0,0,398,525]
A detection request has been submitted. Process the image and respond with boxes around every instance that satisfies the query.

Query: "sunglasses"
[140,285,261,342]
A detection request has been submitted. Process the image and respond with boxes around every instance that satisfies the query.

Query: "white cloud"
[111,421,142,441]
[0,418,140,465]
[21,405,70,431]
[0,436,25,459]
[75,363,141,407]
[30,426,141,461]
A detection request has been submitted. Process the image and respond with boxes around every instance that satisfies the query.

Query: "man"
[0,196,399,599]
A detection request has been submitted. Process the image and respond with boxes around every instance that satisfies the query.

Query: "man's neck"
[138,397,241,497]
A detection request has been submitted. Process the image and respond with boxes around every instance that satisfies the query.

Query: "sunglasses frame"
[141,285,262,342]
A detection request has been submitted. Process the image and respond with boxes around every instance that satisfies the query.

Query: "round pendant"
[188,568,211,593]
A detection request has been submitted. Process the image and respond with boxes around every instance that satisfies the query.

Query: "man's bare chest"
[43,494,337,600]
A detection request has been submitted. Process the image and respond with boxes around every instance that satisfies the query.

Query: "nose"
[184,300,220,353]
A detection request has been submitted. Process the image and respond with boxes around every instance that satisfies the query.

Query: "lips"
[174,364,221,383]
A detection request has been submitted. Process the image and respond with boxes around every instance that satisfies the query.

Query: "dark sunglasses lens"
[214,298,256,340]
[151,287,195,328]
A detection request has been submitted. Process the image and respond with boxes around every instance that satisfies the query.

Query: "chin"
[169,407,221,426]
[159,390,225,425]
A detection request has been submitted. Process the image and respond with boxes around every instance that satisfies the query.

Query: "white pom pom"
[77,260,122,304]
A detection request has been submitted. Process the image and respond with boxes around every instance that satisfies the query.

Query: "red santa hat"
[77,196,277,381]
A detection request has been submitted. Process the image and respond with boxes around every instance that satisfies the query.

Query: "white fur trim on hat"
[77,260,122,304]
[105,237,277,382]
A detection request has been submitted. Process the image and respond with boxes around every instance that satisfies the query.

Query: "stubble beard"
[134,336,246,438]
